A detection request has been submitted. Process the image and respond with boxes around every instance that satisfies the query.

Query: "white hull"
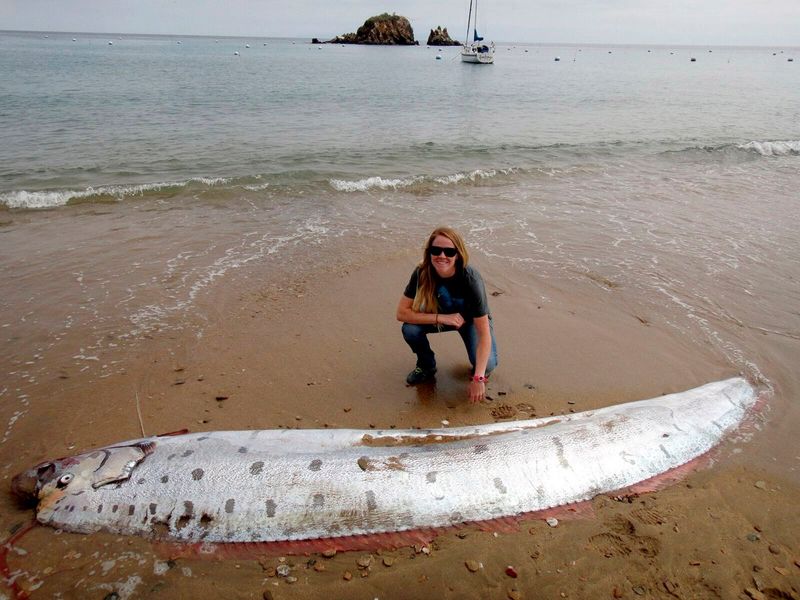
[461,43,495,64]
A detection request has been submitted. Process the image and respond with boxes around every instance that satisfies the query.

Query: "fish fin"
[136,441,156,456]
[157,429,190,437]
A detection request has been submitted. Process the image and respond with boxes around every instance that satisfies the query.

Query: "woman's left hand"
[468,380,485,404]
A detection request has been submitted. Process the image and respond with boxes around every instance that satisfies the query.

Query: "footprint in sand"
[631,507,667,526]
[491,404,517,419]
[590,516,662,559]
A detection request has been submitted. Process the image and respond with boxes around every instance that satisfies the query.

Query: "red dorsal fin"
[156,429,190,437]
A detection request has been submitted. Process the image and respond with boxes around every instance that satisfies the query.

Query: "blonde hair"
[412,227,469,313]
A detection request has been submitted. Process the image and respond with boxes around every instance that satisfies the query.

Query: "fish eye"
[57,473,74,488]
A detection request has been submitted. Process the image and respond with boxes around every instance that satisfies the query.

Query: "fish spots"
[199,513,214,528]
[266,499,277,517]
[365,490,378,512]
[237,447,248,454]
[68,505,75,512]
[553,437,570,469]
[225,498,235,514]
[309,459,322,471]
[112,505,118,513]
[128,505,135,516]
[250,461,264,475]
[181,450,194,458]
[474,444,489,454]
[97,504,103,513]
[659,444,673,458]
[197,436,209,441]
[191,468,204,481]
[136,478,146,484]
[161,475,169,484]
[426,471,438,483]
[357,455,405,471]
[494,478,508,494]
[313,494,325,509]
[177,501,195,529]
[167,454,177,461]
[149,503,157,515]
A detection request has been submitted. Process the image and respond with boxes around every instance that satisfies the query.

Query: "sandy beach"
[2,232,799,599]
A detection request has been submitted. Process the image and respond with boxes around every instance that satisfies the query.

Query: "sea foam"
[329,169,509,193]
[329,176,422,192]
[0,178,230,210]
[738,140,800,157]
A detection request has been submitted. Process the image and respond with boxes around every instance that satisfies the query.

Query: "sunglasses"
[429,245,458,258]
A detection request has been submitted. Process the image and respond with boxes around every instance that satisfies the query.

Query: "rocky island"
[324,13,418,45]
[427,26,461,46]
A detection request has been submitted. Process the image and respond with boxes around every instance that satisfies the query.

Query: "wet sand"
[2,248,799,599]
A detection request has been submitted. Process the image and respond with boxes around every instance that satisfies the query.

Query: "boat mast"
[465,0,473,45]
[474,0,478,42]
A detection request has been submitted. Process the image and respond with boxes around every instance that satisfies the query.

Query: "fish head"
[11,443,151,512]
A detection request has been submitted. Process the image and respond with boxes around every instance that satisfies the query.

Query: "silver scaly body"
[17,378,756,543]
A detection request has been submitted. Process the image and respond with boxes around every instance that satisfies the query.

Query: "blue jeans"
[401,319,498,373]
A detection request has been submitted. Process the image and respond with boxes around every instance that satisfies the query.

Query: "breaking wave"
[329,169,514,193]
[737,140,800,157]
[0,178,231,210]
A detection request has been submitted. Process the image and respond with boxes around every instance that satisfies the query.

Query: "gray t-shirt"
[403,264,491,320]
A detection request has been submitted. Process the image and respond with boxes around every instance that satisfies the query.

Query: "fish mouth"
[10,462,54,507]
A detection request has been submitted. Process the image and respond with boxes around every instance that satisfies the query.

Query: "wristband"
[471,374,488,383]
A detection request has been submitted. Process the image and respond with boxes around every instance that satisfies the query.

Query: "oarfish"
[12,377,756,545]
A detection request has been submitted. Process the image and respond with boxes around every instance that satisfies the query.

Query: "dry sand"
[2,251,799,599]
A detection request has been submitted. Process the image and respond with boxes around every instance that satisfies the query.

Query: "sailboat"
[461,0,495,64]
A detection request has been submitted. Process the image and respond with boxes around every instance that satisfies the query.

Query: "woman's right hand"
[438,312,465,329]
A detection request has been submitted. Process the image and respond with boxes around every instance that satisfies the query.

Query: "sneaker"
[406,366,437,385]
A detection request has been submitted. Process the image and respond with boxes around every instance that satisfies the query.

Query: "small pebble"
[264,567,276,577]
[457,531,468,539]
[612,587,623,599]
[441,420,449,426]
[263,591,274,600]
[774,567,789,576]
[382,557,395,567]
[286,576,297,584]
[632,586,645,596]
[754,481,767,490]
[465,560,481,572]
[357,555,373,568]
[343,571,352,581]
[508,590,522,600]
[794,559,800,568]
[276,564,291,577]
[768,544,781,555]
[546,517,559,527]
[313,562,325,572]
[747,533,761,542]
[322,549,336,558]
[505,565,518,578]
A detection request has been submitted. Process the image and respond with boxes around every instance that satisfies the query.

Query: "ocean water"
[1,31,799,461]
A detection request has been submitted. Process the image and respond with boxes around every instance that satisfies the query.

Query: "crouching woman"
[396,227,498,403]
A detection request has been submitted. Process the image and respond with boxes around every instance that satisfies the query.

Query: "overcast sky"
[2,0,798,46]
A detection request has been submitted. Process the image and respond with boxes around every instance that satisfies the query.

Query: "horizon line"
[1,29,798,49]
